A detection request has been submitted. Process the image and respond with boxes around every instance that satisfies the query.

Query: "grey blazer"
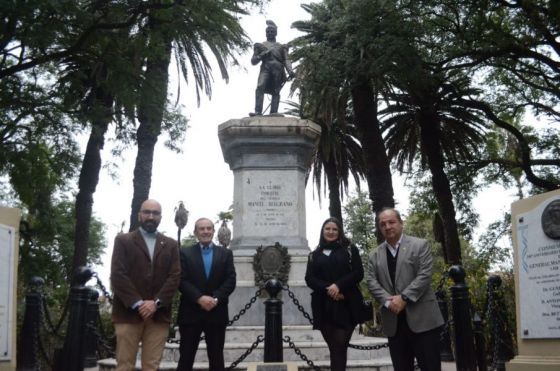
[367,234,444,336]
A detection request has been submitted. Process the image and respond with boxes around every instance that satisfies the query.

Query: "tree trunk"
[324,154,343,223]
[419,113,462,264]
[72,90,113,280]
[129,17,172,231]
[351,81,395,219]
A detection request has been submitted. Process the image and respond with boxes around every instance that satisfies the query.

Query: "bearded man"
[110,199,180,371]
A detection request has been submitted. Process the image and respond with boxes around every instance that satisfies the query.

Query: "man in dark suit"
[111,199,180,371]
[367,208,444,371]
[176,217,236,371]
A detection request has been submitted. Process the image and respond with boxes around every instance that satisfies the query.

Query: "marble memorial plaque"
[239,170,302,239]
[0,224,15,360]
[516,195,560,339]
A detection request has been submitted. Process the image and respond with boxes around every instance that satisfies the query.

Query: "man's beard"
[141,220,158,233]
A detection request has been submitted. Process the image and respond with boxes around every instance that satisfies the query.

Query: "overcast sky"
[91,0,517,284]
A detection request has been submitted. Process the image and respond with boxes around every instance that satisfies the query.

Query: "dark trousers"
[319,323,354,371]
[388,314,442,371]
[177,322,226,371]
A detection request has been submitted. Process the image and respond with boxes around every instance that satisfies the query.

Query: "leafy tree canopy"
[18,199,106,295]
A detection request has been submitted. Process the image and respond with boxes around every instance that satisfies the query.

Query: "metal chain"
[37,331,54,368]
[440,318,453,343]
[283,335,324,371]
[485,279,515,371]
[170,289,263,347]
[226,335,264,370]
[485,282,498,371]
[93,272,113,305]
[227,287,263,326]
[348,341,389,350]
[87,322,116,359]
[434,270,453,344]
[35,292,59,368]
[41,295,68,338]
[283,283,393,351]
[95,311,116,358]
[282,284,314,325]
[435,270,450,294]
[35,294,54,367]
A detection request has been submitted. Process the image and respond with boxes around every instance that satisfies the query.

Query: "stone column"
[219,116,321,256]
[218,116,321,325]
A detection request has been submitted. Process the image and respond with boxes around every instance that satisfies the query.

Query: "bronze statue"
[249,20,295,116]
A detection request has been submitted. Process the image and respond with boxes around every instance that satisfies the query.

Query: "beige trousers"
[114,319,169,371]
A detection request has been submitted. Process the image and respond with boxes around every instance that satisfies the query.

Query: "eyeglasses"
[140,210,161,217]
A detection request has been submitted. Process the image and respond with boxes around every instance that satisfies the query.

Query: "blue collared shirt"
[200,242,214,278]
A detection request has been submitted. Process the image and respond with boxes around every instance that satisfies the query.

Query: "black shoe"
[249,112,262,117]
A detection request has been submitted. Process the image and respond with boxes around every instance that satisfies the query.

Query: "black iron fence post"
[449,265,477,371]
[17,277,45,371]
[436,288,454,362]
[58,266,94,371]
[83,289,100,368]
[264,278,283,362]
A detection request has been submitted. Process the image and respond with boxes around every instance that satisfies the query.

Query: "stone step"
[172,324,370,343]
[159,336,390,363]
[97,332,391,370]
[98,357,394,371]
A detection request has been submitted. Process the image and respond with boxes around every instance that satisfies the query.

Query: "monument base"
[506,355,560,371]
[218,116,321,257]
[229,255,311,326]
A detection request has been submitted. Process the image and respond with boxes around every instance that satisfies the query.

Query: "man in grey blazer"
[367,208,444,371]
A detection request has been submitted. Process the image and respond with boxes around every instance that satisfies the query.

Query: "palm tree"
[381,70,487,263]
[128,0,255,230]
[291,0,398,220]
[129,10,174,231]
[59,19,142,279]
[284,95,366,223]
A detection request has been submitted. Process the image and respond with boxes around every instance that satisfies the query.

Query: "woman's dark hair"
[317,217,350,248]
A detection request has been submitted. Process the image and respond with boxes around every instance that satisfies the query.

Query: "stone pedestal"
[218,116,320,326]
[507,189,560,371]
[218,116,321,257]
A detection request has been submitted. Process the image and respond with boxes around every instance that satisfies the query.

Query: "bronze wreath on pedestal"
[253,242,291,293]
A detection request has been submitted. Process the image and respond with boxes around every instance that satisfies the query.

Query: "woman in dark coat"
[305,217,365,371]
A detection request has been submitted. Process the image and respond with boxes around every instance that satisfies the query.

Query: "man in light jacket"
[367,207,444,371]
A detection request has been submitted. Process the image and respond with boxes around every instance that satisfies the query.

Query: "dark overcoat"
[176,243,236,325]
[305,243,365,330]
